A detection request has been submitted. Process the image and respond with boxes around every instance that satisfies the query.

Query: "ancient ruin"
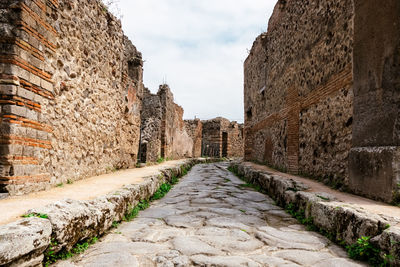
[1,0,400,266]
[244,0,400,203]
[201,117,244,158]
[0,0,244,196]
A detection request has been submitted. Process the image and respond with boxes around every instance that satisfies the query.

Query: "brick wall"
[0,0,144,195]
[244,0,353,188]
[139,84,193,162]
[202,117,244,158]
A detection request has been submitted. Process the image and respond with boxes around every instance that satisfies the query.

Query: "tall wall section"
[184,119,203,158]
[201,117,244,158]
[139,88,162,163]
[0,0,144,195]
[139,85,193,162]
[244,0,353,187]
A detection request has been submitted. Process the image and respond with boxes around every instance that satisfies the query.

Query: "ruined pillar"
[349,0,400,202]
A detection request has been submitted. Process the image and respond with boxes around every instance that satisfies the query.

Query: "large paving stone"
[75,252,139,267]
[249,255,301,266]
[198,235,264,252]
[273,249,334,265]
[313,258,366,267]
[172,236,223,256]
[256,226,328,250]
[139,207,177,218]
[206,217,252,232]
[191,255,259,267]
[164,214,204,228]
[130,227,187,243]
[0,218,52,266]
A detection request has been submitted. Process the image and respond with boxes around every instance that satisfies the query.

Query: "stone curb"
[232,161,400,263]
[0,158,220,266]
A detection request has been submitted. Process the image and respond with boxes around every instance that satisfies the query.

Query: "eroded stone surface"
[57,163,364,266]
[0,217,52,266]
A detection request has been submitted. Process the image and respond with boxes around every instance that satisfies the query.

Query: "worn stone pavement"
[56,163,364,267]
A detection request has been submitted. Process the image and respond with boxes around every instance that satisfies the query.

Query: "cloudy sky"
[109,0,276,122]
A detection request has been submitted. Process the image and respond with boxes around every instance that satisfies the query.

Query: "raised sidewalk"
[232,161,400,264]
[0,159,189,226]
[0,158,212,266]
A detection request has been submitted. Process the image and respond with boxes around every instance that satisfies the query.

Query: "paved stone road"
[57,163,364,267]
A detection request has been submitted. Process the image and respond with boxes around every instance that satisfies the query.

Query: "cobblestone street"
[56,163,364,267]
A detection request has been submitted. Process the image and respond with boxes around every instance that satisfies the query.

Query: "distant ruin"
[245,0,400,203]
[0,0,243,196]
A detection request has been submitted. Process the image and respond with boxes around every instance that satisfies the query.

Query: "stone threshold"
[0,158,220,267]
[231,161,400,264]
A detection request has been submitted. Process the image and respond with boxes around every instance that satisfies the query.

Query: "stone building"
[201,118,244,158]
[184,119,203,158]
[0,0,144,195]
[139,85,193,163]
[245,0,400,203]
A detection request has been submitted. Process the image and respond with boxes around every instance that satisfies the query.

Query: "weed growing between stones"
[227,164,393,266]
[346,236,394,266]
[44,237,99,267]
[22,213,49,219]
[42,164,193,266]
[156,157,172,164]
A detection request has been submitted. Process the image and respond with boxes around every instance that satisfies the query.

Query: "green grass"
[44,236,99,267]
[228,163,392,266]
[346,236,390,266]
[43,164,193,266]
[22,213,48,219]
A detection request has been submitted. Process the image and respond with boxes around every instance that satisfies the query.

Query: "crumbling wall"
[244,0,353,187]
[228,122,244,157]
[184,119,203,158]
[139,85,193,162]
[139,88,162,163]
[202,117,244,158]
[170,103,193,159]
[0,0,144,195]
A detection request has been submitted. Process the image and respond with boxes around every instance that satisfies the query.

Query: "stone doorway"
[222,132,228,157]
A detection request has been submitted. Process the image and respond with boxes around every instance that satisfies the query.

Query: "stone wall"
[244,0,354,188]
[184,119,203,158]
[139,88,162,163]
[139,85,193,162]
[201,117,244,158]
[349,0,400,202]
[0,0,144,195]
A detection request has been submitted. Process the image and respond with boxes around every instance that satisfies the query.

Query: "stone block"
[27,197,121,253]
[40,78,53,92]
[2,105,27,117]
[16,87,35,100]
[25,108,39,121]
[349,146,400,203]
[0,217,52,266]
[0,84,17,95]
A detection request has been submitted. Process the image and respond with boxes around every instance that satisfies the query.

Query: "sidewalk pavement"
[0,159,188,226]
[241,161,400,226]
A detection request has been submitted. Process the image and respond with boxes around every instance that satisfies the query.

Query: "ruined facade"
[201,118,244,158]
[0,0,144,195]
[245,0,400,202]
[184,119,202,158]
[245,0,353,188]
[348,0,400,202]
[139,85,193,163]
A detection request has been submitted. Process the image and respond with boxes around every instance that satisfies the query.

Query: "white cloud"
[115,0,276,122]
